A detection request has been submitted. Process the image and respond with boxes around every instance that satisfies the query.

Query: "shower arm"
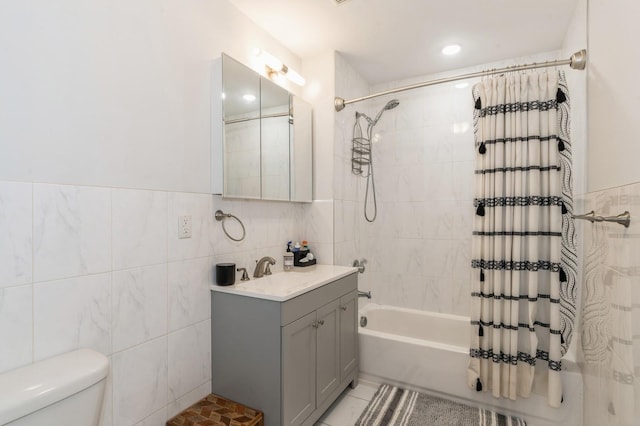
[335,49,587,112]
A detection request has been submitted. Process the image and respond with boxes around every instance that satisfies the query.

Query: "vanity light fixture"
[442,44,461,56]
[254,48,306,86]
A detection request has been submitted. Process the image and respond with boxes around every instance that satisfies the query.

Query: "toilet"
[0,349,109,426]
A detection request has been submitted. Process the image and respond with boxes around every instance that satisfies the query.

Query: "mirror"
[211,54,313,202]
[221,56,261,199]
[260,77,291,201]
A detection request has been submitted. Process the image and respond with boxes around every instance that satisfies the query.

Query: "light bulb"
[285,68,306,86]
[442,44,461,56]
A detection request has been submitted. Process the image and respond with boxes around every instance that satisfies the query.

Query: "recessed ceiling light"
[243,94,256,102]
[442,44,461,56]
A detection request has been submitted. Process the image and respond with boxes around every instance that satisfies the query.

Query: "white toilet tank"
[0,349,109,426]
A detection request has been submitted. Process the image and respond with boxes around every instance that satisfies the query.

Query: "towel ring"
[215,210,246,242]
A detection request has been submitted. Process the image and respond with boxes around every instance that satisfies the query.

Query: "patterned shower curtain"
[468,70,577,407]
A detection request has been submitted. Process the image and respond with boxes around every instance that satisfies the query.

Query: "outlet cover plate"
[178,215,192,239]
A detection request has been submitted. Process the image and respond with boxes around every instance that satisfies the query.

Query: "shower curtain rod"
[334,49,587,112]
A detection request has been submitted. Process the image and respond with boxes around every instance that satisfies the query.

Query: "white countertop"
[210,264,358,302]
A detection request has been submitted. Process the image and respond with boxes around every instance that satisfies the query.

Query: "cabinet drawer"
[281,273,357,326]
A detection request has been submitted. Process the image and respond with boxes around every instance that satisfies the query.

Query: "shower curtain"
[468,70,577,407]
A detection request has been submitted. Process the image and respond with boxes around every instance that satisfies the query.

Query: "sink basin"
[209,264,358,301]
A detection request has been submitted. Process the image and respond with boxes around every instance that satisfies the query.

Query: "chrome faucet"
[358,290,372,299]
[253,256,276,278]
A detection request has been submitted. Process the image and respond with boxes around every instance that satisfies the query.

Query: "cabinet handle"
[312,320,319,329]
[318,320,324,326]
[340,306,347,311]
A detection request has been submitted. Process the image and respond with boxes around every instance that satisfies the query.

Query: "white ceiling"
[228,0,580,85]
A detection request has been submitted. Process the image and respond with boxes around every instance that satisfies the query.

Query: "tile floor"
[315,381,379,426]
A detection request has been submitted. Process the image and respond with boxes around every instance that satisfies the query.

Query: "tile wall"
[334,51,578,317]
[0,181,308,425]
[580,182,640,426]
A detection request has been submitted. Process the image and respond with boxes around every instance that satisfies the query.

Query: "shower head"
[372,99,400,124]
[385,99,400,110]
[355,99,400,127]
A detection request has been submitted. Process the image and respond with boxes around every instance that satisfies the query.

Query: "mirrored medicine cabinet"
[211,53,312,202]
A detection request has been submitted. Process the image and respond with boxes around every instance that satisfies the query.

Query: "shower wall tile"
[422,126,453,164]
[168,319,211,402]
[33,183,111,282]
[112,264,168,353]
[0,181,32,287]
[334,52,577,317]
[452,161,474,201]
[112,336,168,426]
[0,285,33,372]
[112,189,168,270]
[33,272,112,360]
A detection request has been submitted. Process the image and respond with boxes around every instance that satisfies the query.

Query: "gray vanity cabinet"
[339,291,358,382]
[211,272,358,426]
[282,311,316,425]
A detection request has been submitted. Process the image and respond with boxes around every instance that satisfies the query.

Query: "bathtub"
[358,304,583,426]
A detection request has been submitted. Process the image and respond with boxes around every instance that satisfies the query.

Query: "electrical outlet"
[178,215,192,239]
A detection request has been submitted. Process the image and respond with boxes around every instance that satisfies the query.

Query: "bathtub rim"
[358,303,579,372]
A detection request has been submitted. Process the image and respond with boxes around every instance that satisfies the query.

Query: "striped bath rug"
[355,384,527,426]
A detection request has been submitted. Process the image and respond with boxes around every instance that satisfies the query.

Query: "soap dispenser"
[284,242,294,271]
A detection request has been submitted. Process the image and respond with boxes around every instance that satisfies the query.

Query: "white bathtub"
[358,304,583,426]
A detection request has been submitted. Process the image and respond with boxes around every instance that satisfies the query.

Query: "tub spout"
[358,290,372,299]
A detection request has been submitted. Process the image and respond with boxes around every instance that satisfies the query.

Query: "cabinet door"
[282,311,316,426]
[316,298,340,407]
[339,291,358,382]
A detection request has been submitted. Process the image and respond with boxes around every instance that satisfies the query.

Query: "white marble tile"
[112,336,168,426]
[452,161,475,201]
[316,394,368,426]
[304,200,334,245]
[452,238,472,281]
[423,162,454,201]
[396,166,426,203]
[34,272,111,360]
[168,192,213,262]
[168,257,211,331]
[0,285,33,373]
[423,200,455,238]
[135,407,168,426]
[422,276,449,313]
[112,189,167,270]
[168,320,211,401]
[423,239,454,279]
[0,181,32,287]
[112,264,168,352]
[451,200,473,240]
[347,382,378,401]
[422,125,453,164]
[392,202,425,239]
[309,242,334,267]
[99,359,113,426]
[33,183,111,282]
[167,381,211,419]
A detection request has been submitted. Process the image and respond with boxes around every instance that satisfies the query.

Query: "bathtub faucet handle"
[353,258,367,274]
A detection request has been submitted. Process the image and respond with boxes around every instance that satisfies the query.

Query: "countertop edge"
[209,265,358,302]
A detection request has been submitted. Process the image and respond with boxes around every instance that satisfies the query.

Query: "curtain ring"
[215,210,246,242]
